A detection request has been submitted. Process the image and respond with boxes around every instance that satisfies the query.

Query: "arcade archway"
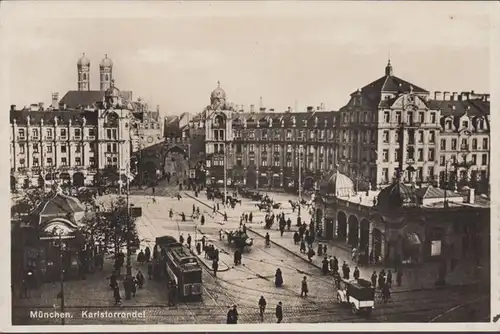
[60,173,71,186]
[360,219,371,252]
[246,166,257,189]
[164,146,188,184]
[337,211,347,241]
[73,172,85,188]
[303,176,315,190]
[348,215,359,247]
[372,228,383,261]
[272,173,281,188]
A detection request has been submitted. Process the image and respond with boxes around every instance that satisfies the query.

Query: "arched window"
[105,74,109,81]
[83,73,87,80]
[78,73,82,81]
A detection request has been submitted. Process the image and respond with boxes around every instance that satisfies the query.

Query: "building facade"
[10,53,165,191]
[202,83,340,190]
[10,83,133,191]
[201,62,490,195]
[338,61,490,192]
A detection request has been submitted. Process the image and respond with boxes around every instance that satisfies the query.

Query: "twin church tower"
[76,53,114,91]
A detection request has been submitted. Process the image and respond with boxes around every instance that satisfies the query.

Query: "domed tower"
[99,54,113,91]
[210,81,227,110]
[77,53,90,91]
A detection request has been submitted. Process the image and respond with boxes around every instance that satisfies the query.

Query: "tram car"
[225,230,254,252]
[156,236,203,301]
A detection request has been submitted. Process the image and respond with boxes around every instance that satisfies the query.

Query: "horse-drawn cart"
[224,230,253,252]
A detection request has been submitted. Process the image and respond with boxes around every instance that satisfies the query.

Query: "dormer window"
[302,120,307,127]
[445,119,453,130]
[462,120,468,129]
[477,118,485,130]
[292,117,296,126]
[314,117,319,127]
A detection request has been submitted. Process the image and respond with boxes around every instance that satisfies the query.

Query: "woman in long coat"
[275,268,283,287]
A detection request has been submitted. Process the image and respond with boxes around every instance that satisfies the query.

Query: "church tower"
[99,54,113,91]
[77,53,90,91]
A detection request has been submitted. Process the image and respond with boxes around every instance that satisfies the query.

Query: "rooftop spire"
[385,58,393,77]
[217,80,220,88]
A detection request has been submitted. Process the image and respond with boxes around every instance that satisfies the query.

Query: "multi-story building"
[9,54,145,191]
[201,62,490,194]
[10,86,133,190]
[202,83,340,190]
[338,61,490,192]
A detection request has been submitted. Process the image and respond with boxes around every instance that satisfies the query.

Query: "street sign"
[40,235,75,241]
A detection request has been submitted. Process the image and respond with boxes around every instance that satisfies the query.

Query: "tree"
[11,188,47,219]
[79,196,140,256]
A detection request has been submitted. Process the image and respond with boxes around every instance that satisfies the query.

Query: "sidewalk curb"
[246,227,323,272]
[247,227,481,294]
[185,192,481,294]
[192,251,231,273]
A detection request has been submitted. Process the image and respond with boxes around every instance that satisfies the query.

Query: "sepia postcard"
[1,0,499,332]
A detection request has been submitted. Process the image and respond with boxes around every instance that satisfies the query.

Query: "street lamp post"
[125,161,132,276]
[298,145,303,201]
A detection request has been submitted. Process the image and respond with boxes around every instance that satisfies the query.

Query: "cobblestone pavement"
[12,182,490,324]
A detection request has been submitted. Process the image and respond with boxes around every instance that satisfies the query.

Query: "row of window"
[15,128,120,141]
[16,143,97,154]
[382,130,436,144]
[231,129,336,141]
[440,138,488,151]
[380,167,436,183]
[378,110,438,125]
[17,156,96,168]
[438,154,488,166]
[209,158,332,169]
[382,149,435,162]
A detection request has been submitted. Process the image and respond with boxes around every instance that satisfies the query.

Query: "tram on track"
[156,236,203,301]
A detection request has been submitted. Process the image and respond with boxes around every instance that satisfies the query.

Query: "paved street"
[13,181,490,324]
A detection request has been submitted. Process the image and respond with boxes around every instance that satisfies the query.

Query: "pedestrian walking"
[307,247,315,262]
[113,285,121,305]
[396,268,403,287]
[322,256,329,275]
[322,244,327,256]
[276,301,283,323]
[147,261,153,280]
[187,234,192,249]
[354,266,360,280]
[258,296,267,319]
[212,259,219,277]
[227,305,238,324]
[196,242,202,255]
[300,240,306,253]
[179,234,184,245]
[201,214,205,225]
[300,276,308,297]
[387,270,393,288]
[371,270,377,288]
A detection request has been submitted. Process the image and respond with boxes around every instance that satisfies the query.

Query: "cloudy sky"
[0,1,495,116]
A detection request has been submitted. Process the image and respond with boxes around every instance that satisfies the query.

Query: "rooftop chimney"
[51,92,59,108]
[250,104,255,113]
[452,92,458,101]
[307,106,314,112]
[460,92,469,101]
[443,91,450,100]
[260,107,266,113]
[434,91,442,100]
[320,102,325,110]
[287,106,292,113]
[10,105,16,111]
